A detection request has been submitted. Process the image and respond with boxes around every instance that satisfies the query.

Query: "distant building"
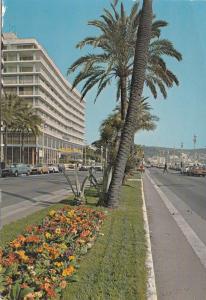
[2,33,85,164]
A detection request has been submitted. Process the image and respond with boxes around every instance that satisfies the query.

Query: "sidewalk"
[143,171,206,300]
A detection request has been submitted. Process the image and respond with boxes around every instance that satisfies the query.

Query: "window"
[4,66,17,73]
[19,86,33,95]
[19,55,34,61]
[4,87,17,94]
[19,66,33,72]
[3,76,17,84]
[4,54,17,61]
[19,75,33,84]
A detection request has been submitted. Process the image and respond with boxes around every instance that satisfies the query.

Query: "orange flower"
[59,280,67,289]
[62,265,75,277]
[26,235,41,243]
[46,287,57,298]
[80,230,90,238]
[3,252,17,266]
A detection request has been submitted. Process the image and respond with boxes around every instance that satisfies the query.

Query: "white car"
[48,165,59,173]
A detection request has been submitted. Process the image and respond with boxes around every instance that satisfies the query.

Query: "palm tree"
[68,1,182,121]
[1,94,27,165]
[106,0,153,207]
[15,106,42,163]
[94,97,158,205]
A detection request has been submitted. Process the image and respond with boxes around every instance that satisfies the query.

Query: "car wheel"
[14,171,18,177]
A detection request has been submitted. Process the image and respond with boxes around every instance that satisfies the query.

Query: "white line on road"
[146,171,206,270]
[141,179,157,300]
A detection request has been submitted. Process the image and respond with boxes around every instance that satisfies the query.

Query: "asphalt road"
[149,168,206,221]
[144,168,206,299]
[0,171,98,209]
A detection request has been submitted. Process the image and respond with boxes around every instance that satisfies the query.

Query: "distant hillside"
[142,146,206,161]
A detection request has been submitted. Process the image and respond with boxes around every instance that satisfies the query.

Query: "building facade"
[2,33,85,165]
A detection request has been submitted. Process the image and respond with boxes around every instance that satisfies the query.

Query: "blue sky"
[3,0,206,149]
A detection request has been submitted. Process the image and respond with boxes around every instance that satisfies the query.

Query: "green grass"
[62,181,147,300]
[0,181,147,300]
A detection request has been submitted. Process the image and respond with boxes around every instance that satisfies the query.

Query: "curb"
[141,178,158,300]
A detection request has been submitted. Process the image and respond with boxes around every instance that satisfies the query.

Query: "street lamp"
[193,134,197,162]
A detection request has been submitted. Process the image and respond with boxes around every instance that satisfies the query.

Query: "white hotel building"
[2,33,85,165]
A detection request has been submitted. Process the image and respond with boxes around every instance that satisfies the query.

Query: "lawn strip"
[62,180,147,300]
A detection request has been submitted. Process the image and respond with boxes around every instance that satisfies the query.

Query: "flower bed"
[0,206,105,299]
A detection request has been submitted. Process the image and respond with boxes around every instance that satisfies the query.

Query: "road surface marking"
[141,179,157,300]
[146,171,206,270]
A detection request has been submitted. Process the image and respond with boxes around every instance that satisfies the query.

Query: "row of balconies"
[2,50,84,111]
[3,79,85,128]
[3,69,85,121]
[36,102,84,138]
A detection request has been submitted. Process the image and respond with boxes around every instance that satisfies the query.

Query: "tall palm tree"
[1,94,27,164]
[15,106,42,163]
[68,1,182,121]
[106,0,153,207]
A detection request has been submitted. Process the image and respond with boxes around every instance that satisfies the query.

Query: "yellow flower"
[55,228,61,235]
[16,250,29,262]
[54,262,63,267]
[62,265,75,277]
[69,255,75,261]
[49,210,56,217]
[67,210,75,218]
[45,232,51,239]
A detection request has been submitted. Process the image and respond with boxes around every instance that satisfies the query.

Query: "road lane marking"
[146,171,206,270]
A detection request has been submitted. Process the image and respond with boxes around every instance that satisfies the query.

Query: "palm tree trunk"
[120,75,127,121]
[107,0,153,208]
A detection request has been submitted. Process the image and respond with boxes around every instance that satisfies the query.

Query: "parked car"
[48,164,59,173]
[185,166,206,177]
[94,165,103,172]
[64,163,76,170]
[10,163,31,177]
[191,166,206,177]
[79,165,89,171]
[0,166,11,177]
[31,164,49,174]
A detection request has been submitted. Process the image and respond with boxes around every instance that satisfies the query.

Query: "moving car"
[10,163,31,177]
[31,164,49,174]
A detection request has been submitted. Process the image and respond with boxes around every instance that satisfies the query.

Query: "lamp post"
[84,140,87,165]
[42,123,47,164]
[193,134,197,160]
